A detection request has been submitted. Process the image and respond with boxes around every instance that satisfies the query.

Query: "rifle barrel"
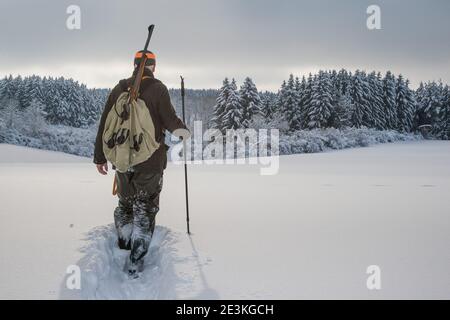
[144,25,155,51]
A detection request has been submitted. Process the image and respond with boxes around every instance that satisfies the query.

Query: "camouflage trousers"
[114,168,163,265]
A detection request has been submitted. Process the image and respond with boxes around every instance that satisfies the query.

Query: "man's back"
[94,68,186,172]
[93,50,187,277]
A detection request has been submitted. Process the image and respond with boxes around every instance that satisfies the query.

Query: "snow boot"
[128,258,144,278]
[114,199,133,250]
[124,255,144,279]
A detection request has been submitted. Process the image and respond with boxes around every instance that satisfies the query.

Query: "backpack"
[102,78,160,172]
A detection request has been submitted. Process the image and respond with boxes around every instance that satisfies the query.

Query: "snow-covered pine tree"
[15,77,30,110]
[299,74,313,128]
[336,69,351,96]
[260,91,278,118]
[413,82,426,129]
[28,75,44,108]
[416,81,442,135]
[222,79,243,130]
[294,75,307,129]
[367,72,386,129]
[329,70,340,109]
[277,80,286,108]
[350,70,371,128]
[294,76,302,95]
[211,78,231,131]
[0,75,15,100]
[415,82,424,104]
[443,85,450,139]
[375,72,388,129]
[21,99,48,135]
[91,88,110,117]
[327,70,341,128]
[294,76,301,100]
[405,80,417,129]
[331,91,353,128]
[40,76,55,122]
[382,71,398,130]
[50,78,68,125]
[296,76,308,124]
[66,80,82,126]
[434,84,450,139]
[278,74,301,130]
[292,76,301,126]
[79,83,99,127]
[304,71,334,129]
[431,82,446,138]
[396,76,415,132]
[10,75,22,101]
[396,75,409,132]
[239,77,261,128]
[0,98,20,129]
[0,78,6,103]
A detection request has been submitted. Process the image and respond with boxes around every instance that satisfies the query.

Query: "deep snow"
[0,141,449,299]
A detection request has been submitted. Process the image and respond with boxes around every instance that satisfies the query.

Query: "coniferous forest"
[0,69,449,157]
[212,70,450,140]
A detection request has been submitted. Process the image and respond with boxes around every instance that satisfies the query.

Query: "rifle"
[129,24,155,102]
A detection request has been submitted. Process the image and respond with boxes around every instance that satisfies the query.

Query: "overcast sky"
[1,0,449,90]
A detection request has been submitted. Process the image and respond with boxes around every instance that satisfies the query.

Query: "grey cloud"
[0,0,449,89]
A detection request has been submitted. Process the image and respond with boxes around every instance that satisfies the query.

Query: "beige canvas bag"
[102,90,159,173]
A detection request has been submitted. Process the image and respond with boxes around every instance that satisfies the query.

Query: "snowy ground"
[0,141,449,299]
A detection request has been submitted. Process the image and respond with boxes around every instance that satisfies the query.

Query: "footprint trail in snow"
[60,225,214,299]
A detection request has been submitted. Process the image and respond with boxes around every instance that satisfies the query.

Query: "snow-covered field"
[0,141,449,299]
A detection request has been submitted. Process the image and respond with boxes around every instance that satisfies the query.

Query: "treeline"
[0,75,109,127]
[1,71,449,142]
[212,70,450,139]
[0,75,219,130]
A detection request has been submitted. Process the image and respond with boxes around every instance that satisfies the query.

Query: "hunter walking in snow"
[93,26,187,277]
